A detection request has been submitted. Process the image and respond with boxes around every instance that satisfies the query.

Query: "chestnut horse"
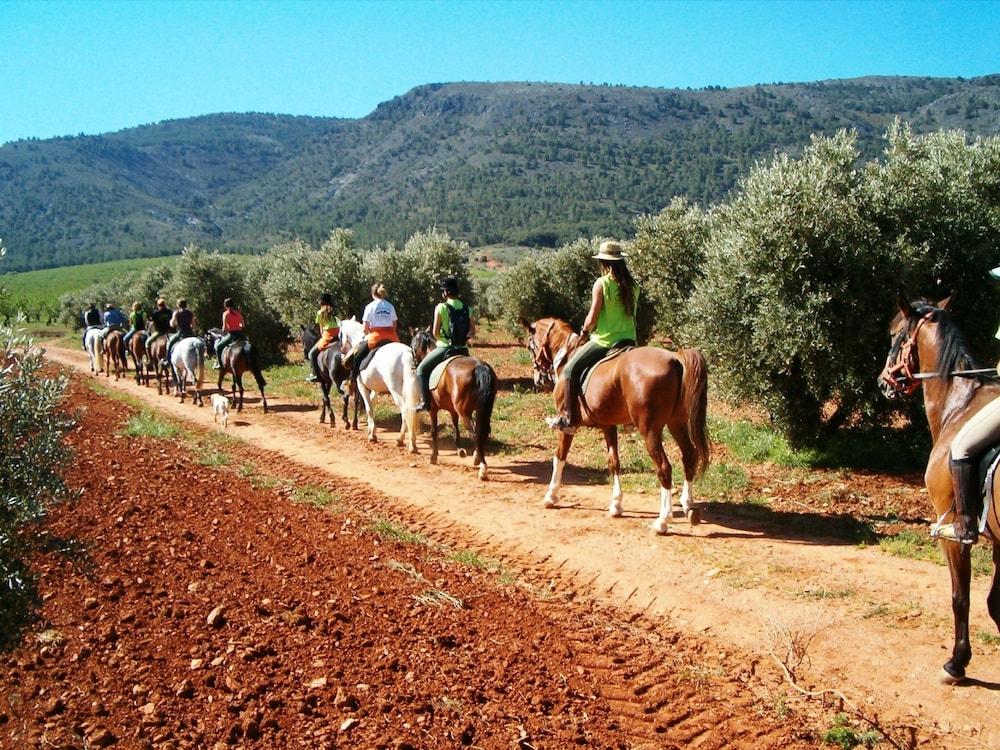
[102,329,127,381]
[878,295,1000,682]
[204,328,269,413]
[410,330,496,480]
[525,318,710,533]
[129,331,148,385]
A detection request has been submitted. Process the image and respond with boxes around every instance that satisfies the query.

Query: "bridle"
[527,322,556,388]
[880,311,934,398]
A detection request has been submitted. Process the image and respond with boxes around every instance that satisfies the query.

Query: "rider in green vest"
[415,276,475,412]
[547,240,638,433]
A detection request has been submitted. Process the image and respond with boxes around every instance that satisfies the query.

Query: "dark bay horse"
[301,324,352,428]
[525,318,710,533]
[878,295,1000,682]
[205,328,268,413]
[411,330,497,480]
[129,331,148,386]
[145,326,170,395]
[103,329,127,381]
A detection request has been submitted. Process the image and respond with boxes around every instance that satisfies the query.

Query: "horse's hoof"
[608,501,623,518]
[478,465,488,481]
[650,518,670,535]
[543,493,557,508]
[687,508,701,525]
[457,448,467,458]
[939,667,965,685]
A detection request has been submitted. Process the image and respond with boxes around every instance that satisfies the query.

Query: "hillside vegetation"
[3,76,999,271]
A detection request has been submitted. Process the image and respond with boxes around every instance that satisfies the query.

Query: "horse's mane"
[911,299,980,378]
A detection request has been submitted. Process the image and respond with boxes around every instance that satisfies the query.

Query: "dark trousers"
[416,345,468,405]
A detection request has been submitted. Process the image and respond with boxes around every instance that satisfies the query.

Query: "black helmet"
[320,293,334,306]
[439,276,459,295]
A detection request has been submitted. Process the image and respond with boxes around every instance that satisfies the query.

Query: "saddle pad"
[979,445,1000,536]
[357,340,391,374]
[580,345,634,396]
[430,356,463,390]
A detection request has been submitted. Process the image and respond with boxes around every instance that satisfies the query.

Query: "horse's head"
[410,329,435,362]
[339,317,364,349]
[524,318,575,390]
[878,294,953,400]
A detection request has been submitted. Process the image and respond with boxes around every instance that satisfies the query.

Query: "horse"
[302,324,352,428]
[204,328,268,413]
[103,329,127,380]
[145,325,170,395]
[524,318,710,533]
[169,336,206,406]
[878,294,1000,683]
[129,331,148,386]
[410,330,496,480]
[83,327,106,376]
[340,318,420,452]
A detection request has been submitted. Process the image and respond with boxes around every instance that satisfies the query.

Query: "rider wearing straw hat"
[932,264,1000,545]
[547,240,638,433]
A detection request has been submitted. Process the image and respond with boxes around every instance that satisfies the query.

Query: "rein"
[880,312,933,397]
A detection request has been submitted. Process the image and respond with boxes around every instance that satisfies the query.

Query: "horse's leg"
[235,372,245,412]
[429,407,440,465]
[253,366,268,413]
[451,410,464,457]
[603,427,624,517]
[543,431,575,508]
[319,382,330,424]
[988,544,1000,634]
[941,542,973,682]
[361,387,377,442]
[640,423,674,535]
[666,421,701,525]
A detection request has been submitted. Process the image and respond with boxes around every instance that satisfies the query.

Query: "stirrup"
[930,521,978,545]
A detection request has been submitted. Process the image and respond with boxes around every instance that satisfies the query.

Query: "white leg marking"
[651,487,673,535]
[544,456,565,508]
[608,473,623,517]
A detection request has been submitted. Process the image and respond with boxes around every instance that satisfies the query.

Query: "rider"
[547,240,638,433]
[122,301,146,364]
[306,293,341,383]
[102,302,129,363]
[166,299,197,380]
[932,265,1000,545]
[415,276,475,412]
[212,298,246,370]
[81,302,101,349]
[345,283,399,394]
[146,298,173,351]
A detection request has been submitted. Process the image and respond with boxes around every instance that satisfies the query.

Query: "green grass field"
[1,256,182,311]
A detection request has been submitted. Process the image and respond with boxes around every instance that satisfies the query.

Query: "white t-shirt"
[363,298,397,329]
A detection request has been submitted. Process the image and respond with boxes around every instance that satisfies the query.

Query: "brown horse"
[102,329,127,380]
[411,330,497,480]
[205,329,268,413]
[145,327,170,395]
[129,331,148,385]
[525,318,710,533]
[878,295,1000,682]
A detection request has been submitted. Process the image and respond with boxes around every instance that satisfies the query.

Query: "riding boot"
[933,457,980,544]
[415,376,432,412]
[546,380,580,433]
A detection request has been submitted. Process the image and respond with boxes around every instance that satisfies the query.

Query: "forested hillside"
[2,75,999,271]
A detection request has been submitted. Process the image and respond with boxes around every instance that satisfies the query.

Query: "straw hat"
[592,240,628,261]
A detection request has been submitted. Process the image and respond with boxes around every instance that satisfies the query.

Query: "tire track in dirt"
[44,345,1000,747]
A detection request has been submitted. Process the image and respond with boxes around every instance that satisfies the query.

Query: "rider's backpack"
[447,302,470,347]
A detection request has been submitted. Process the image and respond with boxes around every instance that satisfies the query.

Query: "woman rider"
[122,301,146,366]
[932,265,1000,545]
[415,276,475,411]
[346,283,399,394]
[166,299,197,381]
[213,298,246,370]
[547,240,638,432]
[306,293,341,383]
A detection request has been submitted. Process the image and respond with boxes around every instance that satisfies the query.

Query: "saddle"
[430,356,463,390]
[579,344,635,396]
[221,339,250,361]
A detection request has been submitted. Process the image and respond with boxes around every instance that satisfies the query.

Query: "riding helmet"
[440,276,459,295]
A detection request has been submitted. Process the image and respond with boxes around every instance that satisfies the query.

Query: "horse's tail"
[402,348,421,412]
[473,362,497,440]
[678,347,710,479]
[195,340,206,390]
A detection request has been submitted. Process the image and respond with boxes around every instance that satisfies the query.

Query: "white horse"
[340,319,420,452]
[170,337,206,406]
[83,327,106,375]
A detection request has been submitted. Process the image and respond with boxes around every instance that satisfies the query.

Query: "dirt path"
[44,346,1000,747]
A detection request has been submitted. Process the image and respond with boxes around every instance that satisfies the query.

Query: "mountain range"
[2,75,999,272]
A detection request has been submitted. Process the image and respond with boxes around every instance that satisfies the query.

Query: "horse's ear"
[896,291,912,318]
[407,325,415,337]
[518,316,533,332]
[937,294,953,311]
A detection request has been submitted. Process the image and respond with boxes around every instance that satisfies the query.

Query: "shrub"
[0,320,74,648]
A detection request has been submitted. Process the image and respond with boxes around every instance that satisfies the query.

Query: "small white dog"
[211,393,232,428]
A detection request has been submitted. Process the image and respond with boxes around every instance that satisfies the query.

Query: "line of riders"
[78,239,996,547]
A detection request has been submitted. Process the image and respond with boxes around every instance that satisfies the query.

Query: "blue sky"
[2,0,998,145]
